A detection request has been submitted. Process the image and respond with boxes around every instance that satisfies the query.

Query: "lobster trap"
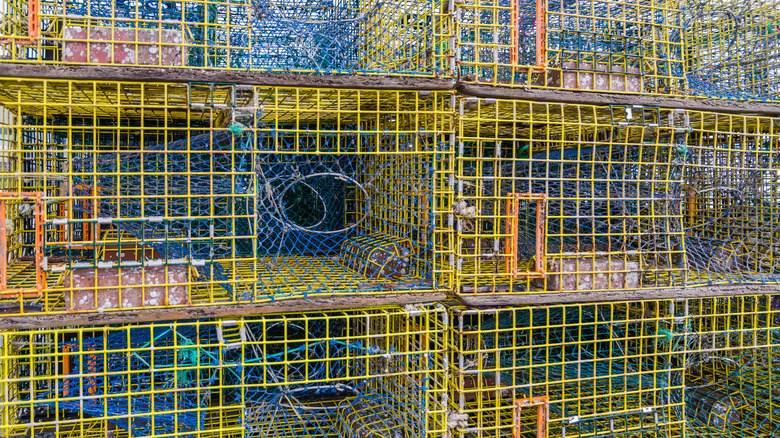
[455,98,780,296]
[683,112,780,285]
[683,0,780,101]
[455,98,689,295]
[449,300,686,438]
[0,304,447,438]
[455,0,685,93]
[676,295,780,437]
[0,0,450,75]
[0,79,454,315]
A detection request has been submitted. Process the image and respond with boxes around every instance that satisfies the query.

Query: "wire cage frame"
[0,304,448,438]
[448,300,687,438]
[682,0,780,101]
[454,0,686,94]
[0,79,455,316]
[454,97,780,296]
[448,295,780,438]
[454,97,689,295]
[673,294,780,438]
[0,0,452,75]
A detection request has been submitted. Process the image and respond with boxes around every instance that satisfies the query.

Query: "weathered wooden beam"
[3,64,779,114]
[458,83,780,116]
[0,63,454,90]
[454,284,780,307]
[0,292,446,330]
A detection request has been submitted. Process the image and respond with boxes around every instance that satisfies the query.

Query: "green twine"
[675,143,688,155]
[177,338,199,386]
[229,122,246,136]
[657,328,674,343]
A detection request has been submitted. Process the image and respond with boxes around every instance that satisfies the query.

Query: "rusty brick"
[62,26,185,66]
[65,265,189,311]
[549,61,642,93]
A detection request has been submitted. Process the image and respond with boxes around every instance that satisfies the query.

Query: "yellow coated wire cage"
[454,97,689,295]
[682,0,780,101]
[676,294,780,438]
[449,300,687,438]
[454,97,780,296]
[0,79,455,315]
[454,0,686,94]
[448,295,780,438]
[0,304,448,438]
[0,0,451,75]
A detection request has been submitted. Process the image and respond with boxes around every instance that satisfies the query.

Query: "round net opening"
[281,181,328,229]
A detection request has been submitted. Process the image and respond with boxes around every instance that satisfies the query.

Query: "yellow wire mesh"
[454,97,780,295]
[0,0,451,76]
[0,79,455,315]
[0,304,447,438]
[455,0,686,94]
[449,300,686,438]
[683,0,780,100]
[678,295,780,437]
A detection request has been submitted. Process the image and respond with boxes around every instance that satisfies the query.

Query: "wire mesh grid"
[0,0,450,75]
[454,98,689,295]
[454,0,685,94]
[449,301,686,438]
[682,0,780,101]
[0,304,448,438]
[0,79,455,315]
[674,295,780,437]
[448,295,780,438]
[683,112,780,285]
[454,97,780,295]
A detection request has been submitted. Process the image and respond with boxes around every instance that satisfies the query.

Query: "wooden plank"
[458,84,780,116]
[0,63,453,90]
[3,63,779,115]
[0,292,446,330]
[455,284,780,307]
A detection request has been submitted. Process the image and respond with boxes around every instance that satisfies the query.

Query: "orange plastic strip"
[0,192,45,298]
[535,0,546,67]
[514,396,549,438]
[511,0,520,66]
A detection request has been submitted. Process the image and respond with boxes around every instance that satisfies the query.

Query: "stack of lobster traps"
[0,0,778,436]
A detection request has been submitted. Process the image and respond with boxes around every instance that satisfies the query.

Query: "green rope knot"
[229,122,247,136]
